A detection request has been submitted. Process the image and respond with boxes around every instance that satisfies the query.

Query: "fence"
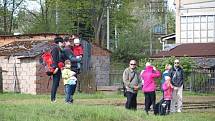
[109,69,215,93]
[190,68,215,93]
[109,70,124,86]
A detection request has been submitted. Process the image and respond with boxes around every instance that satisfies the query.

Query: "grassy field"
[0,92,215,121]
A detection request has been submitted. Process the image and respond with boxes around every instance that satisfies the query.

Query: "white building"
[175,0,215,44]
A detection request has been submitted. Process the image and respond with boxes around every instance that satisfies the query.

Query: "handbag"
[123,72,136,97]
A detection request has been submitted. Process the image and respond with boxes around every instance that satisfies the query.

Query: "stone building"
[0,34,111,94]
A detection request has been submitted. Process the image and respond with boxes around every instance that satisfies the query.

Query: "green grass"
[0,92,215,121]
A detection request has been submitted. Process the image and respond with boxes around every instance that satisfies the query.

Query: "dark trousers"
[51,70,61,101]
[64,84,76,103]
[144,91,156,113]
[165,100,171,114]
[125,91,137,110]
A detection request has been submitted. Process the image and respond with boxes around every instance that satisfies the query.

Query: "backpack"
[39,43,56,76]
[154,99,168,115]
[40,51,55,76]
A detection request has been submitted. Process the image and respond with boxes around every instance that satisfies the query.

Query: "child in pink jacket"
[140,62,161,114]
[162,76,173,114]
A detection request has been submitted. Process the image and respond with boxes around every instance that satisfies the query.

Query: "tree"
[0,0,24,34]
[167,10,175,34]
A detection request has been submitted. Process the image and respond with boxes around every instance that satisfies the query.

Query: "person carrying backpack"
[122,60,141,110]
[50,36,65,103]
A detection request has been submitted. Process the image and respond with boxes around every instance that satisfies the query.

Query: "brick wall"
[0,56,65,95]
[0,56,37,94]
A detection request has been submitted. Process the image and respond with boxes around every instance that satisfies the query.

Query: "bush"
[138,56,197,84]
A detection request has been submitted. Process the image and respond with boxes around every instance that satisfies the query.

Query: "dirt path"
[75,96,215,112]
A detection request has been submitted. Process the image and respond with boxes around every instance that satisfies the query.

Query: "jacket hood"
[145,66,153,71]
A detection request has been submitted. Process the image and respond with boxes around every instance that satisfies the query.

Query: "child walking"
[62,60,77,104]
[162,76,173,114]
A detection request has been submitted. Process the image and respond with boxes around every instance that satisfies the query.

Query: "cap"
[54,37,64,44]
[74,38,80,44]
[145,62,151,67]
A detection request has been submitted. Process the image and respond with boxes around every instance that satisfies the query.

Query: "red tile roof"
[151,43,215,58]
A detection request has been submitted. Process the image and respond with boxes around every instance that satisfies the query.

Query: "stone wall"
[0,56,65,95]
[0,56,37,94]
[91,56,110,86]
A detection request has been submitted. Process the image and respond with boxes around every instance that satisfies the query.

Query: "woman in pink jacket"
[140,62,161,115]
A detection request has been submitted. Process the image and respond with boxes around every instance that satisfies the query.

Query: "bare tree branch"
[21,7,42,22]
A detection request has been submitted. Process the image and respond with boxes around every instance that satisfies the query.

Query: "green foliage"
[167,10,175,34]
[138,56,196,83]
[139,56,196,74]
[111,47,147,64]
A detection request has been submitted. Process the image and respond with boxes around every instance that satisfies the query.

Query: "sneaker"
[51,100,56,103]
[146,111,149,115]
[177,109,181,113]
[65,102,71,104]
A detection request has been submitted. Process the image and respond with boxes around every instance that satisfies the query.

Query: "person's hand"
[153,66,156,71]
[76,57,81,62]
[53,68,59,74]
[134,85,139,91]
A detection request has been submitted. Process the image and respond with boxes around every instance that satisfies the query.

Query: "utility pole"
[149,0,168,55]
[114,24,118,49]
[107,5,110,50]
[55,0,59,33]
[149,2,152,55]
[164,0,168,35]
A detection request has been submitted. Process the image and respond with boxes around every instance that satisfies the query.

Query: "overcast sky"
[25,0,176,12]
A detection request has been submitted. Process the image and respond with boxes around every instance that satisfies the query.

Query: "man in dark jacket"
[50,36,64,103]
[62,36,81,97]
[63,36,81,72]
[168,59,184,112]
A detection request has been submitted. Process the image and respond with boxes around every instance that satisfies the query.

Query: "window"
[180,15,215,43]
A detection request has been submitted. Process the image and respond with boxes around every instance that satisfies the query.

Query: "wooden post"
[79,70,96,93]
[0,67,3,93]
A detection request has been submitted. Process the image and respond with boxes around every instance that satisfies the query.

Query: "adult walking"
[168,59,184,113]
[50,36,64,103]
[140,62,161,115]
[123,60,141,110]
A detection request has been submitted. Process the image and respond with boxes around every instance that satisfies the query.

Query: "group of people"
[123,59,184,114]
[49,35,83,104]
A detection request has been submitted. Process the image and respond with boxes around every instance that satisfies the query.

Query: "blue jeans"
[64,84,76,103]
